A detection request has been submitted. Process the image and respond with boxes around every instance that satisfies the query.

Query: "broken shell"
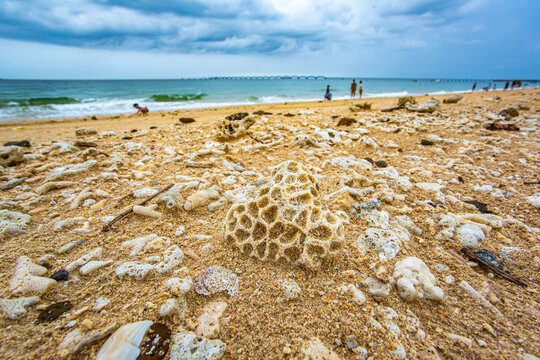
[96,321,171,360]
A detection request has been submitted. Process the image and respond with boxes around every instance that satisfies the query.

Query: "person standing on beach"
[504,81,509,90]
[359,81,363,98]
[472,82,477,91]
[324,85,332,100]
[350,80,357,98]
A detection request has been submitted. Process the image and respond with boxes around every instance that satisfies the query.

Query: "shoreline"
[0,88,532,144]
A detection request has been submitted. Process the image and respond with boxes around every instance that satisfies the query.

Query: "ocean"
[0,77,527,122]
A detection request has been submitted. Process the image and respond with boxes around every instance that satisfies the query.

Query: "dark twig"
[524,180,540,185]
[460,247,527,287]
[185,163,214,169]
[381,105,405,113]
[102,184,174,232]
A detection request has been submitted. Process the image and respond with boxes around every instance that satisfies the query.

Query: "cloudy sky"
[0,0,538,79]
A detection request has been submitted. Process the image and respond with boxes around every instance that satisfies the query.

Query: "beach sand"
[0,89,539,359]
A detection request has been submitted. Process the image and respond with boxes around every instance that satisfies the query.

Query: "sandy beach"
[0,89,539,359]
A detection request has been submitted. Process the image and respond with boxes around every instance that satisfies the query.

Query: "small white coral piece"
[0,296,40,319]
[166,277,193,296]
[116,262,155,280]
[170,332,225,360]
[79,260,113,275]
[184,185,220,211]
[195,301,228,339]
[392,257,444,301]
[279,279,301,300]
[65,247,102,272]
[122,234,158,256]
[9,256,56,295]
[133,204,162,218]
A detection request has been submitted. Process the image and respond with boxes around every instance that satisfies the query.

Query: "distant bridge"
[184,76,539,83]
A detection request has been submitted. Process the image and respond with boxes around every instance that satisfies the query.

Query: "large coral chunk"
[224,161,344,270]
[215,115,255,140]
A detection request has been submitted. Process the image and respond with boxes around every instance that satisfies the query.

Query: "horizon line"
[1,76,538,82]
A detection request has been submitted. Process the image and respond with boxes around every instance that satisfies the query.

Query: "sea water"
[0,77,526,122]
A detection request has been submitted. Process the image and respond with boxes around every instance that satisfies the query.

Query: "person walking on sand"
[350,80,357,98]
[324,85,332,100]
[133,103,149,115]
[504,81,509,90]
[472,82,477,91]
[359,81,363,98]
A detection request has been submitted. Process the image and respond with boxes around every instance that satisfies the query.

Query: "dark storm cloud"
[0,0,487,53]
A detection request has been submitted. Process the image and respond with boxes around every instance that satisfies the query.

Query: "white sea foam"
[1,79,535,122]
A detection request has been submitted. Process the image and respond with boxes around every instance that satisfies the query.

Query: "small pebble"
[81,318,93,330]
[50,269,69,281]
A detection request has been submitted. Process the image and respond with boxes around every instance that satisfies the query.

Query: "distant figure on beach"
[350,80,357,97]
[493,83,496,91]
[472,82,477,91]
[483,83,491,92]
[324,85,332,100]
[133,103,148,114]
[504,81,509,90]
[359,81,363,98]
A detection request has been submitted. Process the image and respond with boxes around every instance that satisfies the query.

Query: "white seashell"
[96,321,153,360]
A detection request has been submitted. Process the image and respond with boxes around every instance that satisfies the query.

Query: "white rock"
[415,182,445,192]
[116,262,155,280]
[169,331,225,360]
[456,224,485,249]
[175,226,186,236]
[361,277,391,300]
[66,247,103,272]
[159,298,186,319]
[301,337,341,360]
[392,257,444,301]
[133,187,159,198]
[0,210,31,236]
[46,160,97,182]
[93,298,110,311]
[340,284,366,305]
[195,301,228,339]
[133,204,162,218]
[10,256,56,295]
[166,277,193,296]
[279,279,301,300]
[79,260,113,275]
[154,245,184,274]
[0,296,40,319]
[122,234,158,256]
[526,196,540,208]
[184,185,220,211]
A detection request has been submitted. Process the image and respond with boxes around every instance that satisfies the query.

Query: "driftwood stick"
[460,247,527,287]
[102,184,173,232]
[524,180,540,185]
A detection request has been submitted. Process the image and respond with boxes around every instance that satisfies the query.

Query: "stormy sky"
[0,0,538,79]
